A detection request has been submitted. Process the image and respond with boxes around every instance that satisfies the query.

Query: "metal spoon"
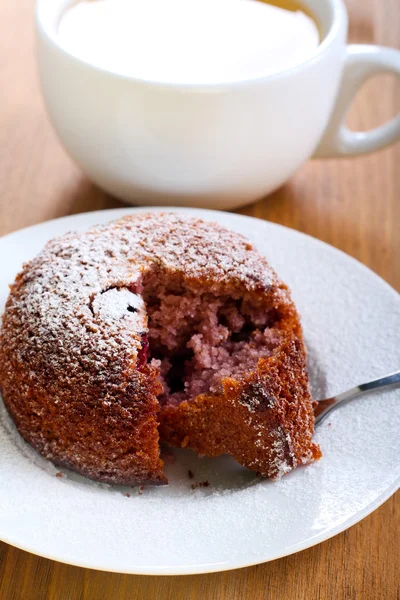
[314,369,400,425]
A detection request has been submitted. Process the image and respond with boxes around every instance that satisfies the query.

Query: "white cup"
[36,0,400,210]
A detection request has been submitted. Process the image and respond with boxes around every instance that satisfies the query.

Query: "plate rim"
[0,478,398,575]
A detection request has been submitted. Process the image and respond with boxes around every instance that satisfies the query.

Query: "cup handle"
[314,44,400,158]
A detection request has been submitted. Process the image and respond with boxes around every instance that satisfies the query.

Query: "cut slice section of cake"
[140,265,321,478]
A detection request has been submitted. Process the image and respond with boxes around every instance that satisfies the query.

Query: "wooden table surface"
[1,0,399,598]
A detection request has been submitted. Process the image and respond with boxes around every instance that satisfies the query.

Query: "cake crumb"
[55,472,63,478]
[188,469,194,479]
[138,485,145,495]
[191,480,210,490]
[124,492,131,498]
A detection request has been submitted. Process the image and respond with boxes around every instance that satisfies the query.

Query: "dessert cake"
[0,213,321,485]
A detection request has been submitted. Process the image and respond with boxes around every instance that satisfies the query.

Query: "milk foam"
[58,0,320,83]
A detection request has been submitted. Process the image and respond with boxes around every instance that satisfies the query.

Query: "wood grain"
[0,0,399,598]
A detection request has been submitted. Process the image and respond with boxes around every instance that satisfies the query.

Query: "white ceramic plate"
[0,207,399,575]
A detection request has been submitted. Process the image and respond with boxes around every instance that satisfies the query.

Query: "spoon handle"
[314,369,400,425]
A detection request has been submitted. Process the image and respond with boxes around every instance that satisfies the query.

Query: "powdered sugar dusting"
[272,429,293,477]
[91,288,147,333]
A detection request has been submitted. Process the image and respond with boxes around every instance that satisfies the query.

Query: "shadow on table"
[66,177,127,216]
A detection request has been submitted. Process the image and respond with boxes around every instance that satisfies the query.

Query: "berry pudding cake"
[0,214,321,486]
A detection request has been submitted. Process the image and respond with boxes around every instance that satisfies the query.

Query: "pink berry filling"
[138,273,283,407]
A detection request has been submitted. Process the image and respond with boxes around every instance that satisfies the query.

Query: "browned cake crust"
[0,213,321,485]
